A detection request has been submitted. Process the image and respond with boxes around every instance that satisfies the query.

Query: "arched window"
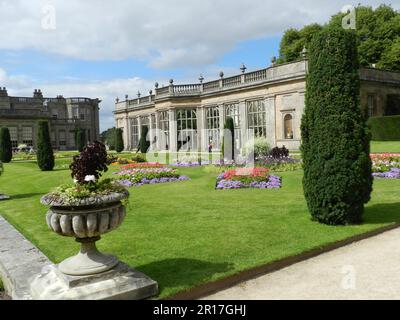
[284,114,293,139]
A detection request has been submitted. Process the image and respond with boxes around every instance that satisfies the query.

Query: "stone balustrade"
[115,60,309,113]
[245,69,267,83]
[223,75,242,88]
[173,84,201,96]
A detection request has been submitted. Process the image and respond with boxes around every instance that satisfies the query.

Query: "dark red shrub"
[69,141,114,184]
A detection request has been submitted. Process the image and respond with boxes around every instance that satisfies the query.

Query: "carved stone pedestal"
[30,262,158,300]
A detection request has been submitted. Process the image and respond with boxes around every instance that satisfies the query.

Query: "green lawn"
[370,141,400,153]
[1,161,400,298]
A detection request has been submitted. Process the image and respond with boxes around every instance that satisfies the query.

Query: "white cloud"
[0,0,397,68]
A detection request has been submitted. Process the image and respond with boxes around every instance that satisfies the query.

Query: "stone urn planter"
[41,189,129,276]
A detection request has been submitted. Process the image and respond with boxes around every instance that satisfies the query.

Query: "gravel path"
[204,227,400,300]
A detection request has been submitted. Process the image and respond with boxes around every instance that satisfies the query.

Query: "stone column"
[196,106,204,153]
[168,109,177,152]
[155,111,160,151]
[265,96,276,147]
[218,104,225,151]
[199,107,207,152]
[238,100,247,149]
[149,114,154,150]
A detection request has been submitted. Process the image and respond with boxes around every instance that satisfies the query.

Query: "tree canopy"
[278,5,400,71]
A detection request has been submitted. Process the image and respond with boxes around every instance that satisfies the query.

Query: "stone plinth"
[30,262,158,300]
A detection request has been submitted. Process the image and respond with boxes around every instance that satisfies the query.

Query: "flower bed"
[121,162,165,169]
[216,167,281,189]
[371,153,400,179]
[171,161,210,167]
[115,168,189,187]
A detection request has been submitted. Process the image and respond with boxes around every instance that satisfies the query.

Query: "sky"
[0,0,398,131]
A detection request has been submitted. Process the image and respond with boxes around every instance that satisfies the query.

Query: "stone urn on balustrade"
[30,189,158,300]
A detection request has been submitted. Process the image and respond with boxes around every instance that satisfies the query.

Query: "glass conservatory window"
[177,109,197,151]
[159,111,169,150]
[247,100,266,137]
[206,106,220,150]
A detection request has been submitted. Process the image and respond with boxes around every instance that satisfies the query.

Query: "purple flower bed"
[372,168,400,179]
[215,174,281,190]
[118,175,190,187]
[171,161,210,167]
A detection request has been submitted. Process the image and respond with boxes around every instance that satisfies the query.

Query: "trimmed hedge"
[301,27,372,225]
[115,128,124,153]
[0,128,12,163]
[138,125,150,153]
[367,115,400,141]
[37,121,55,171]
[222,117,235,160]
[75,128,86,152]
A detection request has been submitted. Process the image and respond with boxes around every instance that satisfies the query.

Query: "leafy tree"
[278,24,322,63]
[279,5,400,71]
[115,128,124,153]
[138,125,150,153]
[37,121,55,171]
[222,117,235,160]
[75,128,86,152]
[0,128,12,163]
[100,127,117,150]
[301,27,372,225]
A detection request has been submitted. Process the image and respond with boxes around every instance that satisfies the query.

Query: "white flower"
[84,175,96,183]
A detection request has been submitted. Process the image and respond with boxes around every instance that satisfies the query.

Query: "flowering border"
[215,172,281,190]
[118,176,189,187]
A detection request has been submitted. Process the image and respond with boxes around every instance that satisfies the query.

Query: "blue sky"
[0,0,397,130]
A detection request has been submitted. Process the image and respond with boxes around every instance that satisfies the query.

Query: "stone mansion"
[0,88,100,150]
[114,58,400,152]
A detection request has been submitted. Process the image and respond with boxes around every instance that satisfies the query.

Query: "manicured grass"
[1,161,400,298]
[370,141,400,153]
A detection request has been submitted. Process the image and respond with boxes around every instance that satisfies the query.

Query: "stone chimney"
[0,87,8,97]
[33,89,43,98]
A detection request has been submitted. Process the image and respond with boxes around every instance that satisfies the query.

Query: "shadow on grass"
[136,258,234,296]
[7,193,43,200]
[364,202,400,224]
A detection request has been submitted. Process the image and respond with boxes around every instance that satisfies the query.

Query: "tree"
[301,27,372,225]
[75,128,86,152]
[279,5,400,71]
[138,125,150,153]
[0,128,12,163]
[115,128,124,153]
[222,117,235,160]
[100,127,117,150]
[37,121,55,171]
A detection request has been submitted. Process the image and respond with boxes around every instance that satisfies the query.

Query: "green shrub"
[242,137,271,159]
[115,128,124,153]
[139,126,150,153]
[301,27,372,225]
[75,128,86,152]
[0,128,12,163]
[367,116,400,141]
[131,154,147,163]
[222,117,235,160]
[37,121,55,171]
